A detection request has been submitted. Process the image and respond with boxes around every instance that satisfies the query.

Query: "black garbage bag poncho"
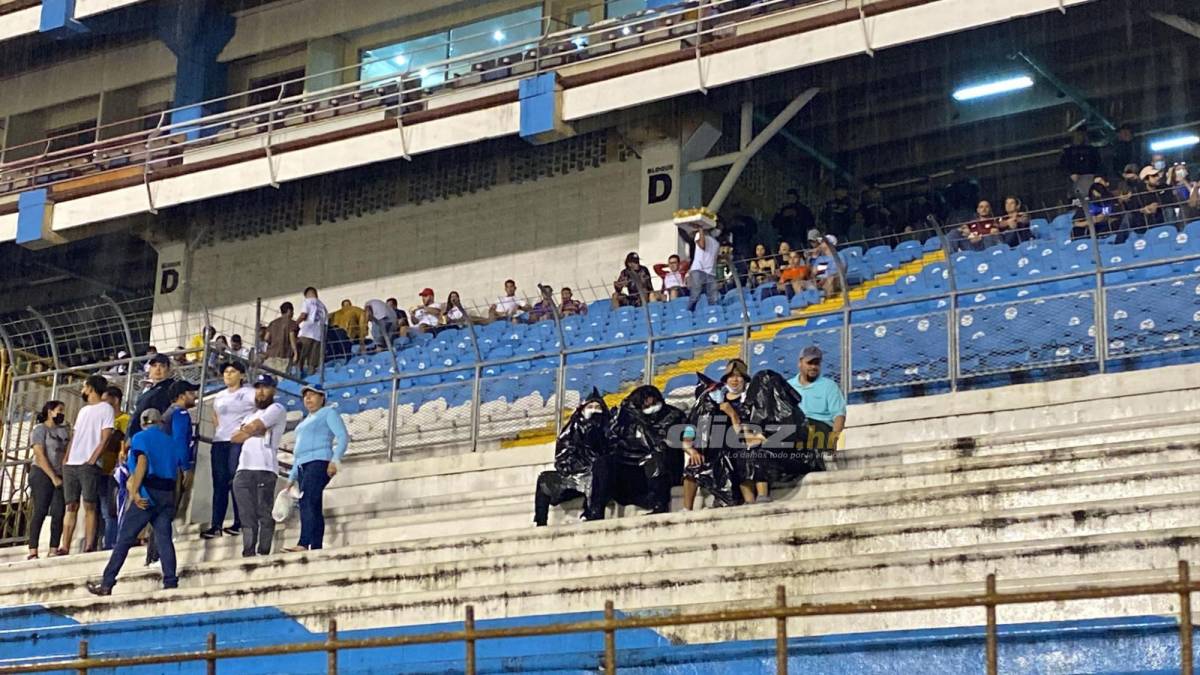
[684,373,740,506]
[621,384,687,485]
[534,389,612,524]
[604,385,679,512]
[739,369,826,483]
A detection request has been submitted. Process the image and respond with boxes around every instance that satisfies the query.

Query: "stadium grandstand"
[2,0,1200,672]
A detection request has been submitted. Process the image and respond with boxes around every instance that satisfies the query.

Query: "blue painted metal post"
[158,0,235,139]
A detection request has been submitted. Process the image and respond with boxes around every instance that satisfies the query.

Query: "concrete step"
[9,449,1199,577]
[33,525,1200,632]
[8,486,1200,610]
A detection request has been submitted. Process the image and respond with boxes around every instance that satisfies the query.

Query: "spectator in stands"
[996,196,1031,247]
[229,334,251,361]
[1111,182,1138,244]
[1110,124,1138,177]
[679,425,705,511]
[611,252,658,308]
[1180,167,1200,222]
[187,326,216,363]
[748,244,778,286]
[943,166,981,226]
[957,200,1000,251]
[1165,163,1193,225]
[96,387,128,551]
[231,374,287,558]
[412,288,443,333]
[708,359,768,504]
[1060,128,1102,196]
[363,298,398,352]
[263,302,299,374]
[773,189,816,247]
[296,287,328,376]
[1133,166,1165,232]
[810,235,842,298]
[858,184,893,239]
[560,287,587,316]
[161,380,199,538]
[787,346,846,459]
[906,176,947,232]
[1074,177,1115,239]
[330,300,368,343]
[284,385,348,552]
[714,241,736,293]
[384,298,411,339]
[173,349,188,367]
[87,408,184,596]
[444,291,471,326]
[529,284,558,323]
[687,228,721,311]
[142,346,158,373]
[60,375,114,555]
[776,250,811,296]
[534,391,611,526]
[128,353,173,439]
[202,362,255,540]
[821,184,854,241]
[653,254,688,300]
[208,335,229,377]
[490,279,529,323]
[27,400,68,559]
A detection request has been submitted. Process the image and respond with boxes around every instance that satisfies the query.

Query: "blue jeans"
[101,486,177,589]
[686,270,719,311]
[98,475,118,551]
[209,442,242,530]
[297,460,332,550]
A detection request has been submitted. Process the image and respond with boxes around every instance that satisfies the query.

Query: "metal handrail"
[0,561,1195,675]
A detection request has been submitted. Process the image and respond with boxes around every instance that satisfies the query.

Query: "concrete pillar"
[305,35,348,93]
[158,0,235,133]
[638,139,682,265]
[150,240,190,350]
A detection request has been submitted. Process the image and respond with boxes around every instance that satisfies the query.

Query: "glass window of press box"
[360,6,543,90]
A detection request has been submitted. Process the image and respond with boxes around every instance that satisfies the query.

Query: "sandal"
[26,552,38,560]
[52,548,68,557]
[282,546,309,553]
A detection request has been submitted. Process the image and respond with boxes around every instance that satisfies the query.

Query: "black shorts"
[62,463,101,504]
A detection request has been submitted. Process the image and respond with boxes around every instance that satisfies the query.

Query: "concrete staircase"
[3,363,1200,671]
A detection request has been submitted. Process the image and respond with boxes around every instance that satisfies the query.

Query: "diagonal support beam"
[1151,12,1200,40]
[1011,51,1115,136]
[753,111,855,187]
[707,88,819,213]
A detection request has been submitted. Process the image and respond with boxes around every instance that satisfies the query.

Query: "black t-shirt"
[821,197,854,239]
[1059,143,1102,176]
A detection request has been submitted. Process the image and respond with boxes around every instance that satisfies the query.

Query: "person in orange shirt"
[776,250,811,296]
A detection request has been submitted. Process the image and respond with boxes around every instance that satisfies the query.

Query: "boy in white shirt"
[61,375,115,554]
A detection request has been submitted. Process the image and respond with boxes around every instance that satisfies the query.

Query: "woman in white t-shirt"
[444,291,468,325]
[201,362,257,540]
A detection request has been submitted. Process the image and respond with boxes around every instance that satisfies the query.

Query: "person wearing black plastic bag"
[705,359,770,504]
[738,369,826,503]
[533,390,611,526]
[603,385,681,515]
[683,372,740,508]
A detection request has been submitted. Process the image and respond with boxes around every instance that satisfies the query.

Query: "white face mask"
[642,403,663,415]
[1155,160,1167,171]
[582,406,602,419]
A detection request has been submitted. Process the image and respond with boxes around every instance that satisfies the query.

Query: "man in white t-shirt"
[686,228,721,311]
[411,288,443,333]
[363,298,398,352]
[230,374,288,557]
[489,279,529,323]
[61,375,115,554]
[296,287,328,377]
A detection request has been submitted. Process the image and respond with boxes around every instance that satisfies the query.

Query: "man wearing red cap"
[412,288,443,333]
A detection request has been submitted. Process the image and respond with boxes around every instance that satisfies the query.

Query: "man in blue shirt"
[786,346,847,455]
[87,408,185,594]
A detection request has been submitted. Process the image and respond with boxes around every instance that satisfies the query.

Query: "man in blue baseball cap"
[87,407,185,595]
[230,374,288,557]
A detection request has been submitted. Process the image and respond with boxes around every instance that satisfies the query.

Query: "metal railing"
[1,560,1197,674]
[0,0,849,195]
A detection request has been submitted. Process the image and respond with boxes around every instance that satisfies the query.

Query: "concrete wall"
[187,156,642,326]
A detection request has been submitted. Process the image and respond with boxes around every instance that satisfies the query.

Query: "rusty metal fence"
[0,561,1196,674]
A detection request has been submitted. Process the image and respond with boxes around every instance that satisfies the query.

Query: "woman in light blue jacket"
[284,385,349,552]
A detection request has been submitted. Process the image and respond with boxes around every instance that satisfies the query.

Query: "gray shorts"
[62,463,101,504]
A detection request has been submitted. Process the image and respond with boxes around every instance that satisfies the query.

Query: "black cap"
[148,353,171,367]
[223,361,247,374]
[168,379,199,400]
[254,373,278,388]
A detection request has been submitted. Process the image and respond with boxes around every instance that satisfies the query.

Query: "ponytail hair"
[36,400,65,424]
